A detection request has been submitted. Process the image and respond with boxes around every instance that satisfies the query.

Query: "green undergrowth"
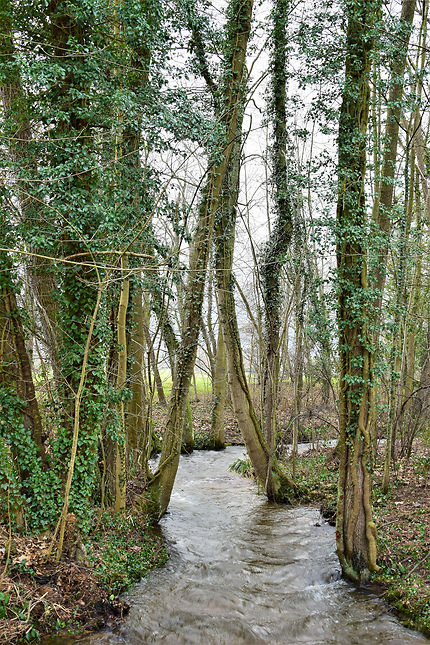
[286,451,338,507]
[370,453,430,637]
[229,457,254,478]
[0,511,169,644]
[87,512,169,595]
[229,455,321,503]
[376,575,430,636]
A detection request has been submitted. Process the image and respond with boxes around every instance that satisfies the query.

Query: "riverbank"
[2,438,427,643]
[0,511,168,643]
[290,443,430,637]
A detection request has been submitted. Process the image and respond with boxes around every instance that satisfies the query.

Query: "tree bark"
[114,259,130,514]
[211,325,227,449]
[215,134,296,502]
[336,0,380,583]
[0,0,60,379]
[0,280,46,463]
[260,0,294,482]
[370,0,417,480]
[128,286,147,468]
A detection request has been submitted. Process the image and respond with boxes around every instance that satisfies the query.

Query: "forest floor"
[289,441,430,637]
[0,512,167,643]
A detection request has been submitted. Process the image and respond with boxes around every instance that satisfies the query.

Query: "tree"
[335,0,381,582]
[260,0,294,479]
[143,0,255,519]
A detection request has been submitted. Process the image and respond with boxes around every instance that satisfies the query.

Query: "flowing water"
[50,446,428,644]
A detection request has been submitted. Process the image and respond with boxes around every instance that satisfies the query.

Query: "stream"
[51,445,428,644]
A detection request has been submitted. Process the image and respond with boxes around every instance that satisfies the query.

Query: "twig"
[407,550,430,577]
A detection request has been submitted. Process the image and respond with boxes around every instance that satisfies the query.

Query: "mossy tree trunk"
[128,285,147,470]
[114,259,130,514]
[0,2,44,459]
[47,1,106,512]
[215,139,296,502]
[167,278,194,453]
[212,0,296,501]
[370,0,417,489]
[260,0,294,480]
[0,275,46,465]
[0,0,60,382]
[291,307,304,477]
[336,0,381,583]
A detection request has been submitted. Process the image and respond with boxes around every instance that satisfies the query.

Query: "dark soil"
[0,531,125,643]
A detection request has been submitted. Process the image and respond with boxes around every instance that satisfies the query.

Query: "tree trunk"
[260,0,294,480]
[143,311,167,407]
[370,0,417,477]
[215,128,295,501]
[291,310,303,477]
[128,286,147,469]
[114,259,130,514]
[47,0,105,508]
[182,397,194,454]
[336,0,380,583]
[0,0,60,379]
[0,278,46,463]
[211,325,227,449]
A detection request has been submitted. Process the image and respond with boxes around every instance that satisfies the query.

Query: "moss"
[378,577,430,637]
[193,430,225,450]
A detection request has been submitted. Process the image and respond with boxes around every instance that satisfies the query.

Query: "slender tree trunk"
[291,310,303,477]
[260,0,294,479]
[182,397,194,453]
[128,286,147,469]
[0,1,49,467]
[211,325,227,449]
[114,259,130,514]
[215,128,296,501]
[143,312,167,407]
[370,0,417,478]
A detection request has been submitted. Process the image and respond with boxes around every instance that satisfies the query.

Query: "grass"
[154,369,212,399]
